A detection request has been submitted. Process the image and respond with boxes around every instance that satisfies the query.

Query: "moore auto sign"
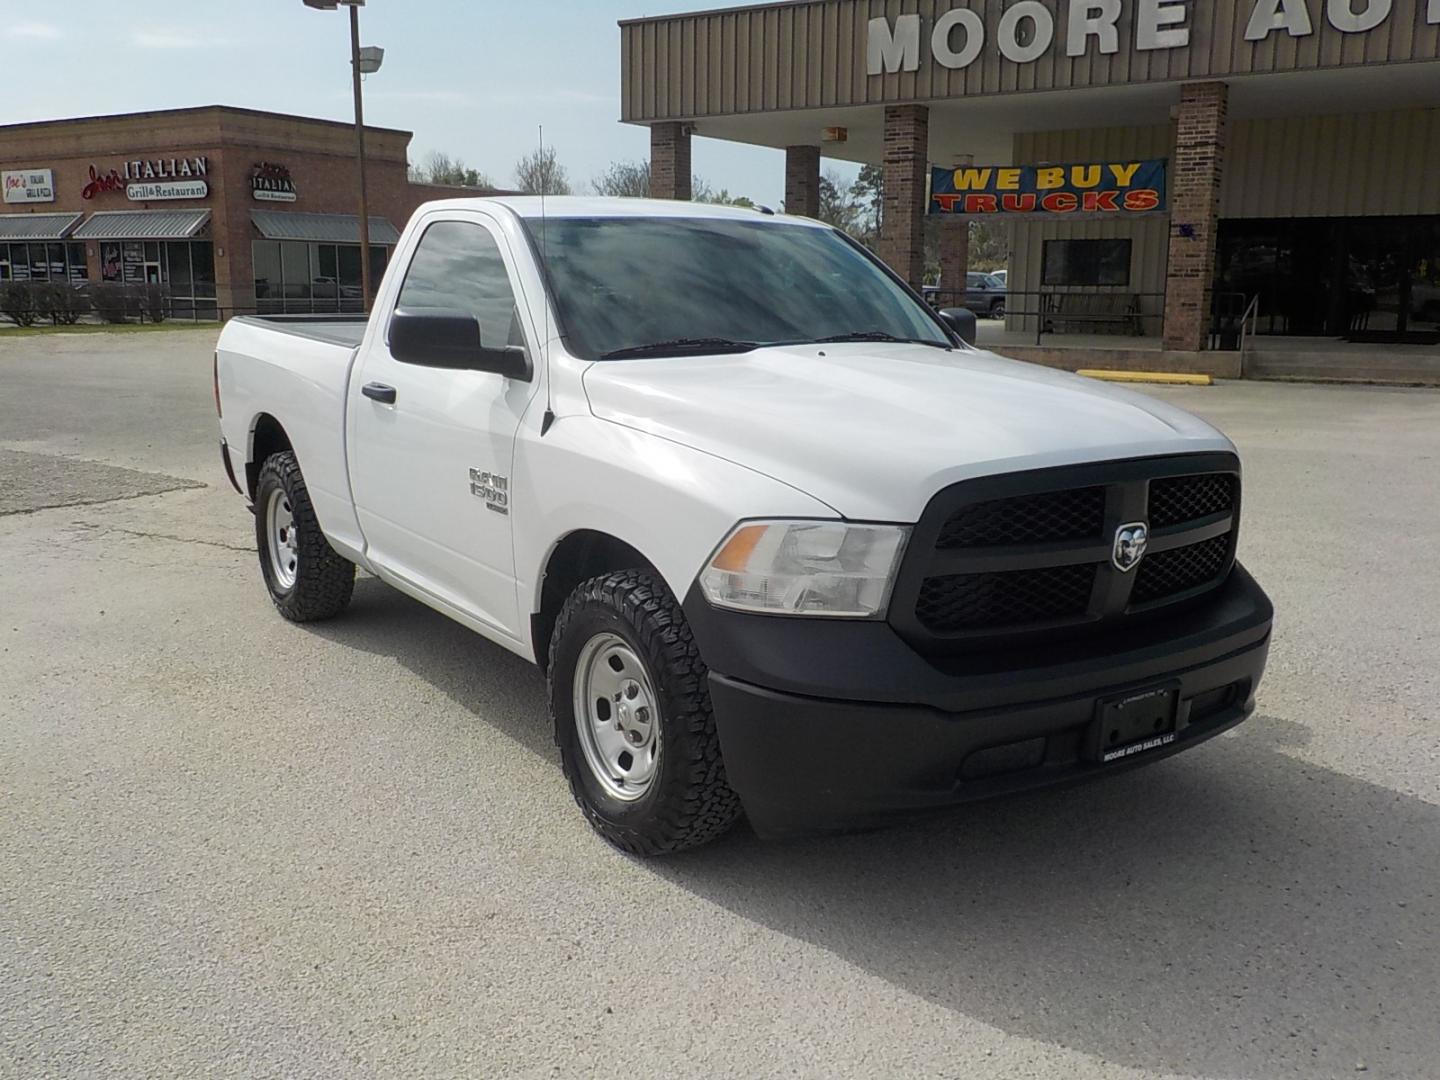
[868,0,1440,72]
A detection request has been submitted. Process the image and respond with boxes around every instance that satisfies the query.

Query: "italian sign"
[126,179,209,201]
[251,162,297,202]
[929,160,1166,217]
[3,169,55,204]
[83,157,209,200]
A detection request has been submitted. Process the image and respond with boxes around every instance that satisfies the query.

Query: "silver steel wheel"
[265,487,299,591]
[572,631,661,802]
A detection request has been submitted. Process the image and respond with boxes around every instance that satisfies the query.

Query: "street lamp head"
[358,45,385,74]
[301,0,365,8]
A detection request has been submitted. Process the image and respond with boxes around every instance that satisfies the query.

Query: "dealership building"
[0,106,475,318]
[621,0,1440,369]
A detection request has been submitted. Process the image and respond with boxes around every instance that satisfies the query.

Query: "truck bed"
[230,315,368,349]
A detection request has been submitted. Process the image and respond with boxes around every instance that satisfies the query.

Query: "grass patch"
[0,321,223,337]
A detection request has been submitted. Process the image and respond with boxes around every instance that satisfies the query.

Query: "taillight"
[213,352,222,418]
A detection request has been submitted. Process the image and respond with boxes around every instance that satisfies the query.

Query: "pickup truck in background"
[215,197,1273,854]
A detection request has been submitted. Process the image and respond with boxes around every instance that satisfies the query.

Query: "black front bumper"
[685,565,1273,839]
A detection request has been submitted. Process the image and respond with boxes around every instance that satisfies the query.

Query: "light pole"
[303,0,384,312]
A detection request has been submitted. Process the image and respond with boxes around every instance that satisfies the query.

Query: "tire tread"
[549,570,741,855]
[256,451,355,623]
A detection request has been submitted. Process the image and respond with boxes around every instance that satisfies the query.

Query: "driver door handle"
[362,382,397,405]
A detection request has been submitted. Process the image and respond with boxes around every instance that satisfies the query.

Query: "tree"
[514,146,572,196]
[592,160,651,198]
[816,170,860,233]
[850,164,884,246]
[968,219,1010,272]
[702,190,756,208]
[409,150,492,189]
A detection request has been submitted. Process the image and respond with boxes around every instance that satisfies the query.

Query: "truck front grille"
[936,486,1106,548]
[1131,533,1233,606]
[889,454,1242,652]
[916,563,1097,634]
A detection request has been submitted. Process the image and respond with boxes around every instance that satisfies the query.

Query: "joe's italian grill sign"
[930,160,1166,217]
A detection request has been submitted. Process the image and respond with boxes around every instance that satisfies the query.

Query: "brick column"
[785,145,821,218]
[878,104,929,290]
[650,122,692,201]
[1163,82,1229,352]
[938,218,970,306]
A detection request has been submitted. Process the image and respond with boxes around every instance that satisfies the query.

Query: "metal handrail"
[1237,294,1261,378]
[924,288,1166,345]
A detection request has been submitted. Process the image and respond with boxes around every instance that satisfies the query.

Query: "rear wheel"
[549,570,741,854]
[990,299,1006,320]
[254,451,355,622]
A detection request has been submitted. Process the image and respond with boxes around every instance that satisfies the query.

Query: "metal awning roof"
[0,212,84,241]
[73,210,212,241]
[251,210,401,246]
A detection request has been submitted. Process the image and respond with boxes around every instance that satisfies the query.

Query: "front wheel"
[990,300,1006,320]
[254,451,355,622]
[549,570,741,855]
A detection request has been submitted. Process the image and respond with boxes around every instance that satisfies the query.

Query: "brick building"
[0,106,482,317]
[621,0,1440,364]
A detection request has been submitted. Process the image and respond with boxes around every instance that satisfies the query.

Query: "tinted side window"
[395,220,524,353]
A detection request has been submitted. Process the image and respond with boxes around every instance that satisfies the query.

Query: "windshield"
[523,215,952,360]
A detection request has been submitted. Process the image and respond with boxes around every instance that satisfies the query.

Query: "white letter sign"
[1068,0,1122,56]
[1246,0,1315,40]
[867,14,921,74]
[1136,0,1191,50]
[997,1,1055,63]
[1326,0,1392,32]
[932,7,985,69]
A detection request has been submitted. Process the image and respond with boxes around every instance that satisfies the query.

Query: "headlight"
[699,520,910,618]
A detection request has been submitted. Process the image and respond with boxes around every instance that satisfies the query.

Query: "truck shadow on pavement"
[306,577,554,761]
[309,580,1436,1079]
[657,728,1440,1079]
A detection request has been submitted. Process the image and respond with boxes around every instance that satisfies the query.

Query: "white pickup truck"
[216,197,1272,854]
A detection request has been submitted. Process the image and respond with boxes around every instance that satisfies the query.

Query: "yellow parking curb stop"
[1076,370,1213,386]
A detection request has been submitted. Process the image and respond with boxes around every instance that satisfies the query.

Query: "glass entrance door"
[1405,220,1440,335]
[1218,216,1440,341]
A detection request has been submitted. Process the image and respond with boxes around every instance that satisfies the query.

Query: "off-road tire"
[549,570,742,855]
[255,451,355,622]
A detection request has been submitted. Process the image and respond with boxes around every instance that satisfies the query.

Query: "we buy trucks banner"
[929,160,1167,217]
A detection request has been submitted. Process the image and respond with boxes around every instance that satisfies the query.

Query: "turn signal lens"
[699,520,909,618]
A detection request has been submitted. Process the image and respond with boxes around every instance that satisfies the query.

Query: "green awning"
[251,210,400,246]
[72,210,211,241]
[0,212,83,241]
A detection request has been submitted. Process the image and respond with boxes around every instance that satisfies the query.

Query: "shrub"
[141,284,169,324]
[89,283,133,324]
[0,282,39,327]
[31,283,92,326]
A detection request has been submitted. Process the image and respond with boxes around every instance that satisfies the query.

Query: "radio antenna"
[538,124,555,436]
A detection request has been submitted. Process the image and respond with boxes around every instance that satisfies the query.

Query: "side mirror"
[389,307,531,380]
[938,306,978,347]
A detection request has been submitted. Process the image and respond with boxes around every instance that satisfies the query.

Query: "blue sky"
[0,0,838,205]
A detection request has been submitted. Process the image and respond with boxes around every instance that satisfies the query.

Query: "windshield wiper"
[599,337,761,361]
[809,331,952,350]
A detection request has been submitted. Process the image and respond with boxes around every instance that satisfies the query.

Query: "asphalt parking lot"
[2,328,1438,1080]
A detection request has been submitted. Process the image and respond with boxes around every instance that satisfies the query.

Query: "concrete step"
[1246,350,1440,386]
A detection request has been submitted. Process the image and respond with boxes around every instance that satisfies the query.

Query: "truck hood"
[581,343,1234,522]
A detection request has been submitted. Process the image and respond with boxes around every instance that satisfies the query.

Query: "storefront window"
[1043,239,1132,287]
[1217,217,1440,340]
[281,241,312,304]
[252,239,390,314]
[0,242,86,286]
[192,242,215,299]
[253,240,282,312]
[101,243,122,283]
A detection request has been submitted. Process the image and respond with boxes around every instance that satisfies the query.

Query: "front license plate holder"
[1086,683,1180,764]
